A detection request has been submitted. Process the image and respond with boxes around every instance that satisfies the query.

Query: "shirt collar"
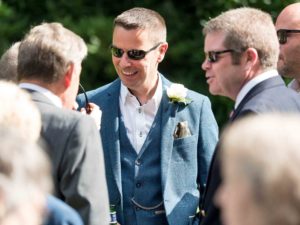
[288,79,300,92]
[120,74,163,108]
[19,83,63,108]
[235,69,278,109]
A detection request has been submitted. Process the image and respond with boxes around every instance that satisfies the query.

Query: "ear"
[244,48,259,70]
[157,42,168,63]
[64,63,74,88]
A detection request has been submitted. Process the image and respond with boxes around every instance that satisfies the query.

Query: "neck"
[131,86,157,105]
[131,78,159,105]
[20,78,64,98]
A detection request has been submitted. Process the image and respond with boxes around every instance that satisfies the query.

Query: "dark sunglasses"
[277,29,300,45]
[206,49,235,63]
[110,42,162,60]
[79,83,91,113]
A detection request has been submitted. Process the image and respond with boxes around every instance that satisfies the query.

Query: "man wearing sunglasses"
[77,7,218,225]
[276,3,300,92]
[200,7,300,225]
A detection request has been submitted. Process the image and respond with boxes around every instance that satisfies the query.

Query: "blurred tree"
[0,0,297,128]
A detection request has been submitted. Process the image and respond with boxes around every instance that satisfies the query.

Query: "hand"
[80,103,101,130]
[72,101,79,110]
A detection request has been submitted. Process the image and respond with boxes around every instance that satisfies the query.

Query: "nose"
[201,58,211,71]
[118,53,132,67]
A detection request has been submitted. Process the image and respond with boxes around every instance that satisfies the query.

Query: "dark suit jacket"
[29,90,110,225]
[200,76,300,225]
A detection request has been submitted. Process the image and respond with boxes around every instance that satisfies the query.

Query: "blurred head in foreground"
[0,81,51,225]
[216,113,300,225]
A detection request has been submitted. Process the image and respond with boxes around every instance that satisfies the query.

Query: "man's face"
[111,26,167,96]
[276,8,300,79]
[201,31,245,100]
[63,62,81,110]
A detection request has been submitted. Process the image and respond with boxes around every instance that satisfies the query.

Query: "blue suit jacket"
[200,76,300,225]
[77,74,218,225]
[44,195,83,225]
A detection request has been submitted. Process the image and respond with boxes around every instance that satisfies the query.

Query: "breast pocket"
[172,134,198,162]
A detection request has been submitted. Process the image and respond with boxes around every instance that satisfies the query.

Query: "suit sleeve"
[197,97,219,197]
[59,115,110,225]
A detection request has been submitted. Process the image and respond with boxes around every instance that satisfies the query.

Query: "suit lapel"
[100,81,122,195]
[160,77,177,193]
[232,76,284,120]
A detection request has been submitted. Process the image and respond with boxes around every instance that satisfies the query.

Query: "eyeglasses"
[277,29,300,45]
[205,49,235,63]
[79,83,91,113]
[110,42,162,60]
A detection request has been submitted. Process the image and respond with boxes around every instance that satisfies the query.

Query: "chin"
[209,88,222,96]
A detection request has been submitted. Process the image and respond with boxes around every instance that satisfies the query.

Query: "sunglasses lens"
[111,46,124,58]
[208,52,217,63]
[127,50,146,60]
[277,30,287,44]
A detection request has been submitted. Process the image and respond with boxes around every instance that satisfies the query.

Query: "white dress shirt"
[19,83,62,108]
[235,69,278,109]
[288,79,300,93]
[119,75,162,154]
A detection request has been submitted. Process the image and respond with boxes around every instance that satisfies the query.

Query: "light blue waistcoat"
[119,105,168,225]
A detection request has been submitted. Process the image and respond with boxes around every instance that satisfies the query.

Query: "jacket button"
[200,210,206,217]
[135,159,141,166]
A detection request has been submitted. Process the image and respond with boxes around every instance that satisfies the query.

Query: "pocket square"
[173,121,191,139]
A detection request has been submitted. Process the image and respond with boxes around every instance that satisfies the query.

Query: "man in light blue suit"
[77,7,218,225]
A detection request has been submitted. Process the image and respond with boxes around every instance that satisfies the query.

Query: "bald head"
[276,3,300,80]
[276,3,300,30]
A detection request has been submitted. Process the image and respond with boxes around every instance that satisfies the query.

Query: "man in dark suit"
[200,7,300,225]
[17,22,110,225]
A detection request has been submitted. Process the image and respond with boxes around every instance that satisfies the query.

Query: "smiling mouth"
[122,70,138,76]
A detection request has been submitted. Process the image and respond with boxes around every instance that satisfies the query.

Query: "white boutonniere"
[167,83,192,105]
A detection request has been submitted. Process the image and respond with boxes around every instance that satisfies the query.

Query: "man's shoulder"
[77,79,120,108]
[161,74,210,104]
[87,79,120,99]
[187,89,209,100]
[38,102,95,130]
[184,89,211,110]
[240,83,300,114]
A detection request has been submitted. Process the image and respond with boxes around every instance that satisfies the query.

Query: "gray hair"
[203,7,279,69]
[18,22,87,83]
[0,42,20,82]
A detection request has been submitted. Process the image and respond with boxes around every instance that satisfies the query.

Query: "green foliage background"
[0,0,297,129]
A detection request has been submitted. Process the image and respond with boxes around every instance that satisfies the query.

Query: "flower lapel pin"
[167,83,192,105]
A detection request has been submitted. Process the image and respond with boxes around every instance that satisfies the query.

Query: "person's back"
[0,40,85,225]
[17,22,110,225]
